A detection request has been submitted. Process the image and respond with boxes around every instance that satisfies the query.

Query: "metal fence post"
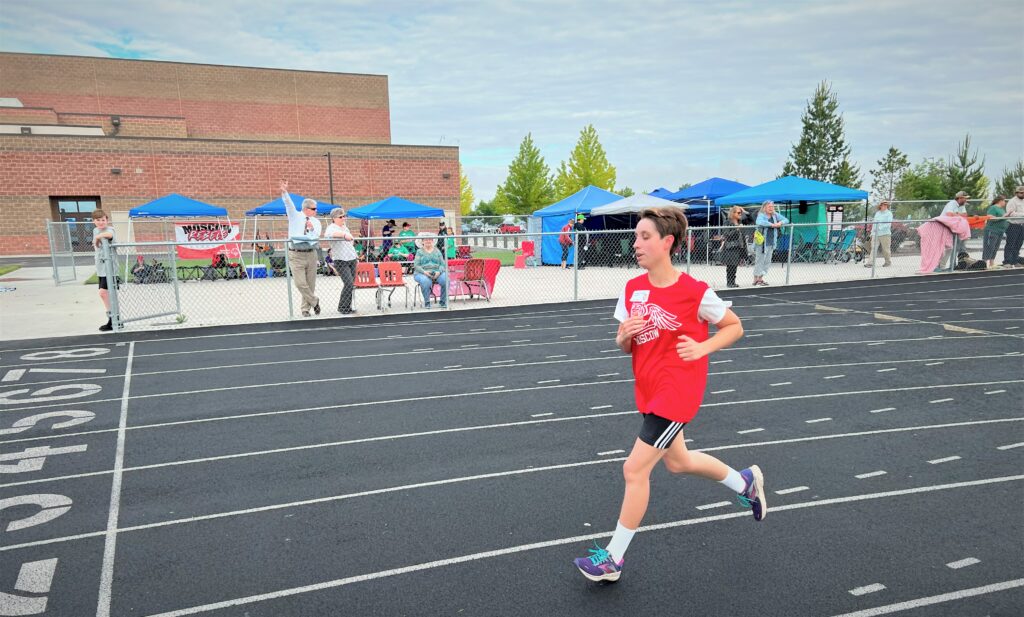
[686,229,691,275]
[572,231,579,301]
[284,241,295,318]
[170,241,181,316]
[870,232,877,279]
[103,239,122,331]
[785,224,794,286]
[46,222,58,286]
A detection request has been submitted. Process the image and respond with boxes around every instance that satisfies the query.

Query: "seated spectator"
[413,233,448,308]
[398,222,417,252]
[387,242,412,261]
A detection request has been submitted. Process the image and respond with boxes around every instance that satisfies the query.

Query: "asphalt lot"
[1,270,1022,616]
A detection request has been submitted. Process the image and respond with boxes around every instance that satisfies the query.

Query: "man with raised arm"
[280,180,322,317]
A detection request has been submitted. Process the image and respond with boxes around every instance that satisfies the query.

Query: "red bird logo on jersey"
[630,302,680,345]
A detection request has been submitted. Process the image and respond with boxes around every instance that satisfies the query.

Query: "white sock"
[605,522,635,563]
[721,467,747,493]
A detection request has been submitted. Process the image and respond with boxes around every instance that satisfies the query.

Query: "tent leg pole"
[785,223,794,286]
[285,242,295,319]
[572,230,579,302]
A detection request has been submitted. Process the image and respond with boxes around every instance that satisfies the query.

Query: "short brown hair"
[91,209,108,220]
[639,207,688,253]
[993,195,1007,204]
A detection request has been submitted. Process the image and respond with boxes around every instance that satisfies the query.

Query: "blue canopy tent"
[532,186,621,265]
[245,193,336,217]
[648,187,675,199]
[346,196,445,220]
[665,178,750,225]
[129,193,228,218]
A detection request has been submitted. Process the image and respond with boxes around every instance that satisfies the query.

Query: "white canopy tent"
[589,193,686,216]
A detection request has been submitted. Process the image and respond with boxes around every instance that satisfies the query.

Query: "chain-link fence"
[100,217,1020,331]
[46,221,77,285]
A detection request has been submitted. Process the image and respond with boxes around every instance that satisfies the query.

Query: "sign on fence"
[174,221,242,259]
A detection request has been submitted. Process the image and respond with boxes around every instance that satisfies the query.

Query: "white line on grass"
[137,477,1024,617]
[829,578,1024,617]
[95,341,134,617]
[927,456,961,464]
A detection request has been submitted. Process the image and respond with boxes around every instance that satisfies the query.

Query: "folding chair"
[462,258,490,301]
[354,262,382,309]
[377,261,409,310]
[792,229,818,263]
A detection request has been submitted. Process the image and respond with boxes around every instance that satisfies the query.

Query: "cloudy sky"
[2,0,1021,200]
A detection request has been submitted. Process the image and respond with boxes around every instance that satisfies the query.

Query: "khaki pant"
[289,249,319,313]
[868,234,891,265]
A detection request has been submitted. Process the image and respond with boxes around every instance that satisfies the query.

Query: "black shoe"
[313,303,321,315]
[728,283,739,288]
[99,319,112,332]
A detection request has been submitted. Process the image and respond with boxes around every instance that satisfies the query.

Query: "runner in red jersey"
[574,208,767,583]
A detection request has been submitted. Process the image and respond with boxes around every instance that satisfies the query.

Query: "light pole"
[323,152,335,205]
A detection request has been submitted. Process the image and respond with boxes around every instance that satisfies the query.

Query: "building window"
[50,197,101,252]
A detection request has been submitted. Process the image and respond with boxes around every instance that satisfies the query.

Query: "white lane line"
[546,355,567,359]
[856,471,887,479]
[763,354,784,358]
[925,361,944,366]
[1007,326,1020,330]
[711,359,732,364]
[824,374,845,380]
[537,379,560,384]
[135,477,1024,617]
[511,340,530,343]
[746,334,763,337]
[696,501,732,510]
[787,330,804,333]
[482,386,505,390]
[470,328,486,332]
[513,325,528,328]
[737,428,764,434]
[829,578,1024,617]
[412,348,434,352]
[530,413,553,418]
[997,442,1024,450]
[712,389,735,395]
[0,369,25,382]
[805,418,832,424]
[869,407,896,414]
[428,331,443,335]
[961,312,973,316]
[600,349,619,353]
[557,321,572,325]
[927,456,961,465]
[443,365,462,369]
[597,373,619,377]
[930,398,954,404]
[560,335,577,339]
[490,360,516,365]
[867,342,885,346]
[96,341,135,617]
[818,347,837,351]
[927,315,941,319]
[769,382,792,387]
[460,344,479,348]
[589,405,612,410]
[598,450,625,456]
[849,583,886,596]
[945,557,980,569]
[876,368,897,372]
[775,486,809,495]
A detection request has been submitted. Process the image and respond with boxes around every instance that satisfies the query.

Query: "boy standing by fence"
[92,209,115,332]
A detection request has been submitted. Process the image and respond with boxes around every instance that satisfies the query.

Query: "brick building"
[0,52,459,254]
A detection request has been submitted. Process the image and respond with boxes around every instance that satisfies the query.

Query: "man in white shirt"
[1003,186,1024,266]
[936,191,969,270]
[864,200,894,267]
[280,180,322,317]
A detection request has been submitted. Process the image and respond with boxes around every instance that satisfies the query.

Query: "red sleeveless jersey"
[622,273,710,423]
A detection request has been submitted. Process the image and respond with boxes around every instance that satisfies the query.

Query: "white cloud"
[1,0,1021,201]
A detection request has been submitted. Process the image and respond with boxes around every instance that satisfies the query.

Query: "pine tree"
[459,165,474,216]
[942,134,989,201]
[554,124,617,199]
[994,160,1024,198]
[781,81,861,187]
[494,133,555,215]
[870,146,910,201]
[616,186,635,197]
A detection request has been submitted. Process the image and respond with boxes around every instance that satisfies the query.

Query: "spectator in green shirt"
[983,196,1009,267]
[398,222,417,252]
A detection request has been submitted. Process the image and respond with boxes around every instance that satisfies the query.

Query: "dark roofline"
[1,132,459,152]
[0,51,389,80]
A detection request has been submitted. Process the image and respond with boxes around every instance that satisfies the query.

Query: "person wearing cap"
[574,213,590,269]
[413,232,448,308]
[279,180,321,317]
[398,222,417,252]
[864,200,894,268]
[381,219,396,255]
[559,216,575,269]
[936,191,970,271]
[325,207,358,314]
[1002,186,1024,266]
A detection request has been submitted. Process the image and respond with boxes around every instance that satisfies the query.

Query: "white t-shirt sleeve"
[698,288,731,324]
[614,288,628,322]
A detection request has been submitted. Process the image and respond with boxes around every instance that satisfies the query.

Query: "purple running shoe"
[573,543,623,582]
[738,465,767,521]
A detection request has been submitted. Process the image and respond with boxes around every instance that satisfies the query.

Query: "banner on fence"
[174,221,242,259]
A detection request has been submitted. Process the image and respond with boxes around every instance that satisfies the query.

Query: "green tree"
[459,165,474,216]
[994,160,1024,198]
[894,158,946,219]
[554,124,617,198]
[677,182,692,191]
[870,146,910,201]
[472,199,499,217]
[616,186,635,197]
[781,81,862,187]
[494,133,555,215]
[942,134,989,207]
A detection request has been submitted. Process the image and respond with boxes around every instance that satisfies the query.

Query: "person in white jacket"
[280,180,322,317]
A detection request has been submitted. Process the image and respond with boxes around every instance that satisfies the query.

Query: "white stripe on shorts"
[654,421,685,449]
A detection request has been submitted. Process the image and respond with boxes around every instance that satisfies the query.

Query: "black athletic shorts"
[97,275,109,290]
[638,413,686,449]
